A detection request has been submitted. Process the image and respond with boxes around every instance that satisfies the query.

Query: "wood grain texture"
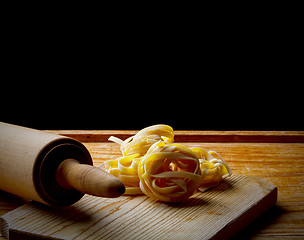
[45,130,304,143]
[1,174,277,240]
[0,131,303,239]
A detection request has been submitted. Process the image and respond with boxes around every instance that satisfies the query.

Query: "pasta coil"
[191,148,232,191]
[105,124,232,202]
[138,141,202,202]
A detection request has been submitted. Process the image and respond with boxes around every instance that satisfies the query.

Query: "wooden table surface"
[1,130,303,239]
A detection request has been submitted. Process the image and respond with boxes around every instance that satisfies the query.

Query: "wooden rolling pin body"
[0,122,124,207]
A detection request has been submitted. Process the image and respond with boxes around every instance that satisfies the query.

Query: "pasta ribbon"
[112,124,174,156]
[105,124,232,202]
[138,141,202,202]
[104,154,142,195]
[191,148,232,191]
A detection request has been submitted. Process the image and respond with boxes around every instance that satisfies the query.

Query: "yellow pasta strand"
[104,153,142,194]
[119,124,174,156]
[105,124,232,202]
[138,141,202,202]
[191,148,232,191]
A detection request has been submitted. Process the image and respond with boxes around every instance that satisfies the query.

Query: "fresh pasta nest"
[139,141,202,202]
[105,124,232,202]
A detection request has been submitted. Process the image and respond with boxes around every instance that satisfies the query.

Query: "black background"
[1,13,303,131]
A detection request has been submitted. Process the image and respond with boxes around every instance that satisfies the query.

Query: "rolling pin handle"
[56,159,125,198]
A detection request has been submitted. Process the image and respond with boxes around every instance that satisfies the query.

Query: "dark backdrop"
[2,18,302,131]
[2,79,302,131]
[2,55,302,131]
[2,60,302,131]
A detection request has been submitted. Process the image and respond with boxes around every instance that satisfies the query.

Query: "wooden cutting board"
[0,174,277,240]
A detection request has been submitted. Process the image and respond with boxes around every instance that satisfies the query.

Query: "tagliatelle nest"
[105,124,232,202]
[139,141,202,202]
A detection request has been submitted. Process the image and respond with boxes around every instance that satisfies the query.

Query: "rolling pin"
[0,122,125,207]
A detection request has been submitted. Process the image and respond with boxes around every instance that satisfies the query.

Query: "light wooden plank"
[44,130,304,143]
[1,174,277,240]
[82,141,304,239]
[1,131,303,239]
